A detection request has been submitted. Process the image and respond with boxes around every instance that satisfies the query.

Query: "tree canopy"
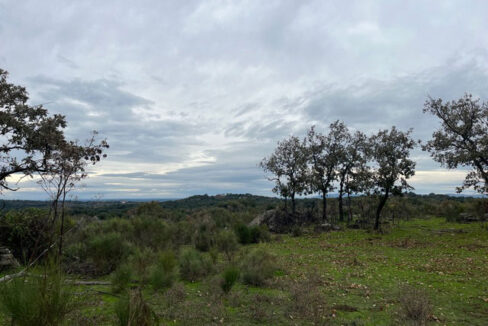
[423,94,488,195]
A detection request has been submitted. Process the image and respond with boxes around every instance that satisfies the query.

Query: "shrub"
[114,289,158,326]
[0,208,52,264]
[288,272,326,322]
[86,232,131,275]
[235,224,270,245]
[150,250,178,291]
[399,285,432,325]
[221,266,240,294]
[130,247,155,283]
[178,248,213,282]
[111,263,133,293]
[215,229,239,261]
[291,225,303,237]
[130,216,170,249]
[193,220,216,252]
[240,248,278,286]
[235,224,252,244]
[0,264,74,326]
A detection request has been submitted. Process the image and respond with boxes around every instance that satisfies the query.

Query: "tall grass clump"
[240,247,278,286]
[111,262,133,293]
[235,224,270,245]
[150,250,178,291]
[0,264,74,326]
[220,266,240,294]
[178,247,213,282]
[399,285,432,326]
[114,289,158,326]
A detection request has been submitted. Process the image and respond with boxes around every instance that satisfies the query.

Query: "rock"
[0,247,19,271]
[459,213,480,222]
[249,209,294,233]
[314,223,341,233]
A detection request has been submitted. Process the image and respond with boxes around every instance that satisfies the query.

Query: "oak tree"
[423,94,488,195]
[370,127,416,230]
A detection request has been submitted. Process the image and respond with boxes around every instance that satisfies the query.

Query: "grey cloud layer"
[1,0,488,199]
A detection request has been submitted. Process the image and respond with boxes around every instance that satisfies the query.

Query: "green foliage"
[291,225,303,237]
[86,232,130,275]
[111,263,133,294]
[240,248,278,286]
[130,216,170,249]
[215,229,239,261]
[114,289,158,326]
[193,219,216,252]
[221,266,240,294]
[178,247,213,282]
[129,247,155,283]
[235,224,270,245]
[150,250,178,291]
[129,201,168,219]
[0,208,52,263]
[0,264,73,326]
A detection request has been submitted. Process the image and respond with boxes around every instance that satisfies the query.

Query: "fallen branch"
[68,280,111,286]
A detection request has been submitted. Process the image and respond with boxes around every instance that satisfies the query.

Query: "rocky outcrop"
[249,209,294,233]
[0,247,19,271]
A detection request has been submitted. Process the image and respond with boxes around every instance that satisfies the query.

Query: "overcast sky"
[1,0,488,200]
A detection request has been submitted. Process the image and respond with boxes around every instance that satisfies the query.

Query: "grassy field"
[3,217,488,325]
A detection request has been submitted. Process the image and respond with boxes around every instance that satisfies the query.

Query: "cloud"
[1,1,488,198]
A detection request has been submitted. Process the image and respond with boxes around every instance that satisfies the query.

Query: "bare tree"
[423,94,488,195]
[370,127,416,230]
[38,133,108,257]
[260,135,308,215]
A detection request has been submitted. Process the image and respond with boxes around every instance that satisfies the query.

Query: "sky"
[1,0,488,200]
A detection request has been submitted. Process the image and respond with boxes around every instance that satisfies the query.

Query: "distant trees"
[423,94,488,195]
[261,122,416,229]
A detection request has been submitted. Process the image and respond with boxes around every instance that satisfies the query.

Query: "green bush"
[114,289,158,326]
[215,229,239,261]
[235,224,270,244]
[150,250,178,291]
[178,248,213,282]
[241,248,278,286]
[86,232,131,275]
[131,216,170,249]
[129,247,155,283]
[0,208,52,264]
[0,265,73,326]
[291,225,303,237]
[235,224,252,244]
[111,263,133,293]
[193,220,216,252]
[221,266,240,294]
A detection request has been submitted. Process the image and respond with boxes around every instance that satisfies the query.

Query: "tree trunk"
[321,191,327,222]
[291,193,296,216]
[338,181,344,222]
[347,192,352,223]
[58,190,67,259]
[374,189,389,230]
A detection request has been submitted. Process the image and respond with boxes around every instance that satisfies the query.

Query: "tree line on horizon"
[261,94,488,230]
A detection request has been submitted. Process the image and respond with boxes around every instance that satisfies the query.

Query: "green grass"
[2,218,487,325]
